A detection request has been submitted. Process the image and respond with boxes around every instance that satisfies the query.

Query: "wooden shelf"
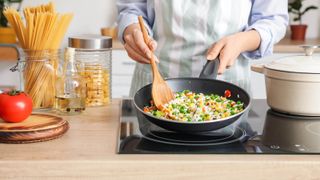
[0,44,19,61]
[274,38,320,53]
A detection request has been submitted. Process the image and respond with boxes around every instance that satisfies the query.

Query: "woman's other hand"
[123,23,158,64]
[206,30,261,74]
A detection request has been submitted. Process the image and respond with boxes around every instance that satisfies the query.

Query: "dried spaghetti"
[3,2,73,108]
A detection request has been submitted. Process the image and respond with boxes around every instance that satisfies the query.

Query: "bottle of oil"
[55,48,86,115]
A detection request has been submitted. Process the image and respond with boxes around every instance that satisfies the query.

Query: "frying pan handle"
[199,59,220,79]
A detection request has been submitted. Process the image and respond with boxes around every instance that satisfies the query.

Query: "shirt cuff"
[242,24,273,59]
[117,14,153,44]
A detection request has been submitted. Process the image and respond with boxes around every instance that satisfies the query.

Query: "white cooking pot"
[251,45,320,116]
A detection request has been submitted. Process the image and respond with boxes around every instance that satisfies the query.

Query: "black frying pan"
[134,59,251,133]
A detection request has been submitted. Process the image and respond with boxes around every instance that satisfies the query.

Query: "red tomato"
[224,90,232,98]
[0,90,33,123]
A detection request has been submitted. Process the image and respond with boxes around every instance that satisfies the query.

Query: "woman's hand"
[123,23,158,64]
[206,30,261,74]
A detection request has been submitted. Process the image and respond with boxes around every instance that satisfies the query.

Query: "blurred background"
[19,0,320,43]
[20,0,118,47]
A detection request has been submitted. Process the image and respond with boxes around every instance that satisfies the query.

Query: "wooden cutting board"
[0,114,69,144]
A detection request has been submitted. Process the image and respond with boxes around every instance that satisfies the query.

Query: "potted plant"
[0,0,23,44]
[288,0,318,41]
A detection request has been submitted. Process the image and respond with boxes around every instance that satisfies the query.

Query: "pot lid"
[265,45,320,74]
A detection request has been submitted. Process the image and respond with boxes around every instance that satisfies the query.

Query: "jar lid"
[68,35,112,49]
[265,45,320,74]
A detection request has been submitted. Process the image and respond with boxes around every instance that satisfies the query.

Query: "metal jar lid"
[68,34,112,49]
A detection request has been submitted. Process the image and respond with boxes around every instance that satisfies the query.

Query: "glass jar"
[55,48,86,114]
[68,35,112,106]
[15,49,60,109]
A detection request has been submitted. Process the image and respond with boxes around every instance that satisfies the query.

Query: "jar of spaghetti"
[14,49,61,110]
[68,35,112,106]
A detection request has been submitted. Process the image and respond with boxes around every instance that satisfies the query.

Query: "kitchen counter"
[0,99,320,179]
[274,38,320,53]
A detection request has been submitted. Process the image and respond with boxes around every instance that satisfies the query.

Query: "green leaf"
[288,0,303,11]
[8,0,23,2]
[0,3,8,27]
[302,6,318,15]
[288,7,298,13]
[293,17,300,22]
[0,0,23,27]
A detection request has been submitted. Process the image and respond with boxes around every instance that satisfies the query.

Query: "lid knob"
[300,45,320,56]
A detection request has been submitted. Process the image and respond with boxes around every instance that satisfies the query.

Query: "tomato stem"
[7,89,21,96]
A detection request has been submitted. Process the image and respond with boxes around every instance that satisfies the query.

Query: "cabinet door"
[0,45,20,90]
[0,61,20,90]
[112,50,135,98]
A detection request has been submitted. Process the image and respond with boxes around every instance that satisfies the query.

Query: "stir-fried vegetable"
[144,90,244,122]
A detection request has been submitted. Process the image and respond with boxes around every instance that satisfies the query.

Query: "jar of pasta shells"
[68,35,112,106]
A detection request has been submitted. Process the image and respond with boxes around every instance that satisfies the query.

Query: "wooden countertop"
[0,99,320,179]
[274,38,320,53]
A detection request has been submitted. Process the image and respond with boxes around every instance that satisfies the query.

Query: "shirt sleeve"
[117,0,154,44]
[243,0,289,59]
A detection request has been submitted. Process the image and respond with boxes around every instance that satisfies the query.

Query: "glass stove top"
[117,99,320,154]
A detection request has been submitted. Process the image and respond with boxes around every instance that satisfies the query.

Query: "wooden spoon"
[138,16,174,109]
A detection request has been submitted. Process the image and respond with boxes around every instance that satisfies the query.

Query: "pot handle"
[199,58,220,79]
[251,64,265,74]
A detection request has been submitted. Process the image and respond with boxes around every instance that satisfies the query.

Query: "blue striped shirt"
[117,0,288,59]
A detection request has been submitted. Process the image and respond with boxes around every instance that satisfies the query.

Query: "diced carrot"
[143,107,150,112]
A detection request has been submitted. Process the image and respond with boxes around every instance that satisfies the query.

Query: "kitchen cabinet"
[0,44,20,89]
[0,61,20,89]
[112,50,136,98]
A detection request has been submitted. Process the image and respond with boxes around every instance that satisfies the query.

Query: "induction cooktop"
[117,99,320,154]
